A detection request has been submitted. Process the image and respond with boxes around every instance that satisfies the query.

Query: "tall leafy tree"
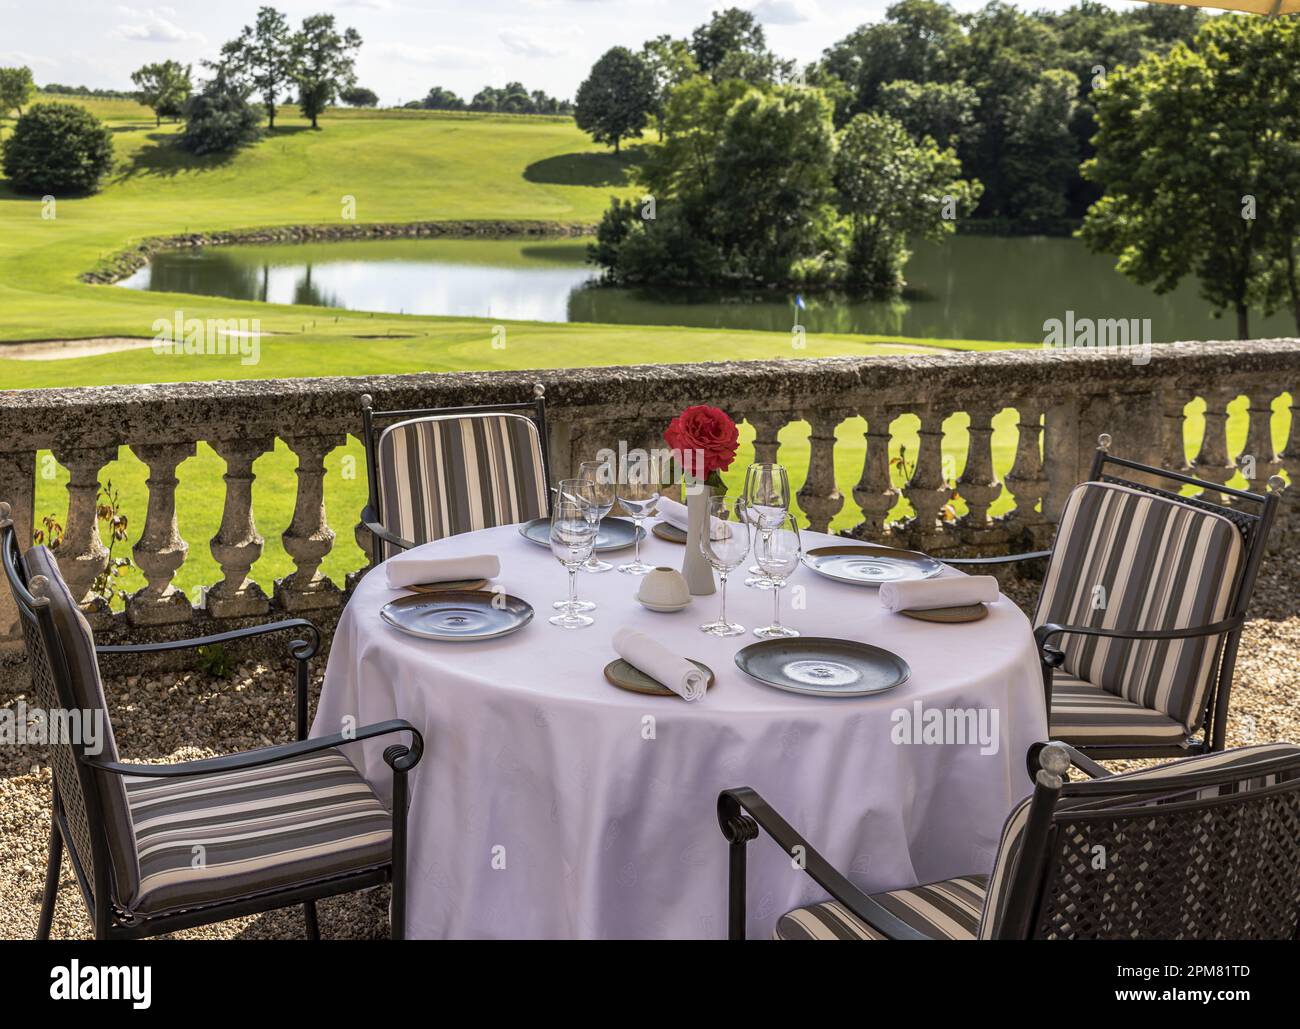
[339,86,378,107]
[641,35,697,139]
[294,13,362,130]
[834,111,980,294]
[877,79,978,149]
[574,47,655,154]
[1081,16,1300,338]
[690,7,793,85]
[130,61,192,127]
[217,6,297,129]
[0,66,36,119]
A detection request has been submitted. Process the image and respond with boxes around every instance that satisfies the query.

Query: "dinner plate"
[802,544,944,587]
[604,658,715,697]
[518,516,644,552]
[899,603,988,624]
[734,637,910,697]
[404,577,489,594]
[380,590,533,642]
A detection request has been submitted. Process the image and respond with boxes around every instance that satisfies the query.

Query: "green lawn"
[1,97,1288,605]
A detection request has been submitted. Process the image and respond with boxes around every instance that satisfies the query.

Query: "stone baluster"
[0,450,36,649]
[851,406,895,541]
[275,434,345,612]
[1160,385,1192,473]
[1002,401,1049,546]
[1191,388,1237,500]
[901,405,953,551]
[206,437,274,618]
[796,411,847,533]
[957,403,1003,546]
[126,443,195,625]
[1277,387,1300,533]
[746,412,786,467]
[49,444,119,629]
[1239,387,1280,494]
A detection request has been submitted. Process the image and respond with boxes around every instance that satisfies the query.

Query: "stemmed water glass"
[549,490,598,629]
[552,478,599,613]
[743,462,791,589]
[578,459,616,574]
[752,514,801,639]
[699,495,752,637]
[616,464,662,575]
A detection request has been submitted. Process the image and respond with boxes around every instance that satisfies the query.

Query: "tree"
[216,6,297,129]
[641,35,697,139]
[178,80,263,156]
[689,7,793,85]
[294,13,362,129]
[421,86,465,110]
[1081,16,1300,339]
[877,79,978,149]
[340,86,378,107]
[130,61,192,127]
[1,102,114,194]
[834,111,980,294]
[574,47,655,153]
[0,66,36,119]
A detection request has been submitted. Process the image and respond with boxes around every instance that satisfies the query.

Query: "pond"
[118,235,1295,343]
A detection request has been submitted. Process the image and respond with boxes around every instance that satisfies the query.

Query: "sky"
[0,0,1144,106]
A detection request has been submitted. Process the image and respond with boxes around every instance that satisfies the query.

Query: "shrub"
[1,102,115,195]
[178,82,263,156]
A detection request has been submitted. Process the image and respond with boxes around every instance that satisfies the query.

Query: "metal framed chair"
[1,502,422,941]
[358,385,551,564]
[947,434,1285,759]
[719,740,1300,940]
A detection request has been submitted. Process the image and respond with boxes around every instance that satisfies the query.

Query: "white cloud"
[114,6,202,43]
[498,29,575,59]
[378,42,485,68]
[750,0,821,25]
[339,0,395,9]
[0,50,56,67]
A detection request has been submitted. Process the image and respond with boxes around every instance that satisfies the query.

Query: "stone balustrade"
[1,339,1297,661]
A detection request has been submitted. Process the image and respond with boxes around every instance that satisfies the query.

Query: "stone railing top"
[1,337,1297,451]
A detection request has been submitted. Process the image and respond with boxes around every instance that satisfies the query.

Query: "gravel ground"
[3,568,1296,940]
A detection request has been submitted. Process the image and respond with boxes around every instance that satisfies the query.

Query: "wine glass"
[752,514,801,639]
[552,478,599,613]
[549,492,597,629]
[699,495,752,637]
[616,464,662,575]
[578,459,616,574]
[743,462,791,589]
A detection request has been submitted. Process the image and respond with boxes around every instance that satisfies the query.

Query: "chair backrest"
[360,391,550,561]
[1033,479,1245,732]
[0,509,141,914]
[982,743,1300,940]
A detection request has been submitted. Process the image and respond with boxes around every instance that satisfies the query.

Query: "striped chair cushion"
[375,413,548,559]
[1034,482,1243,733]
[775,875,988,940]
[978,742,1300,939]
[124,750,391,916]
[1049,675,1190,746]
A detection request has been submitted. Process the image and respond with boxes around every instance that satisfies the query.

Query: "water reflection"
[118,236,1292,343]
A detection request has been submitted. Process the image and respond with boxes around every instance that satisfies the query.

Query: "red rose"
[664,405,739,479]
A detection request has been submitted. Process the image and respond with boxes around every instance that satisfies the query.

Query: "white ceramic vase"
[681,478,716,596]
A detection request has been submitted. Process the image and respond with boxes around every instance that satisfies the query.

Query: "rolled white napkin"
[613,626,707,702]
[878,574,999,612]
[385,550,501,590]
[657,495,733,538]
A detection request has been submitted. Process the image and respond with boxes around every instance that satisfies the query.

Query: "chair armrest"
[81,718,424,778]
[943,550,1052,566]
[1026,740,1112,780]
[1035,616,1243,650]
[361,506,416,555]
[718,787,935,940]
[96,618,321,661]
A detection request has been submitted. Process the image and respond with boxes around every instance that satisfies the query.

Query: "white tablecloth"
[314,522,1048,939]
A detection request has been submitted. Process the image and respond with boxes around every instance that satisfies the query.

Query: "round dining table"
[313,519,1049,939]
